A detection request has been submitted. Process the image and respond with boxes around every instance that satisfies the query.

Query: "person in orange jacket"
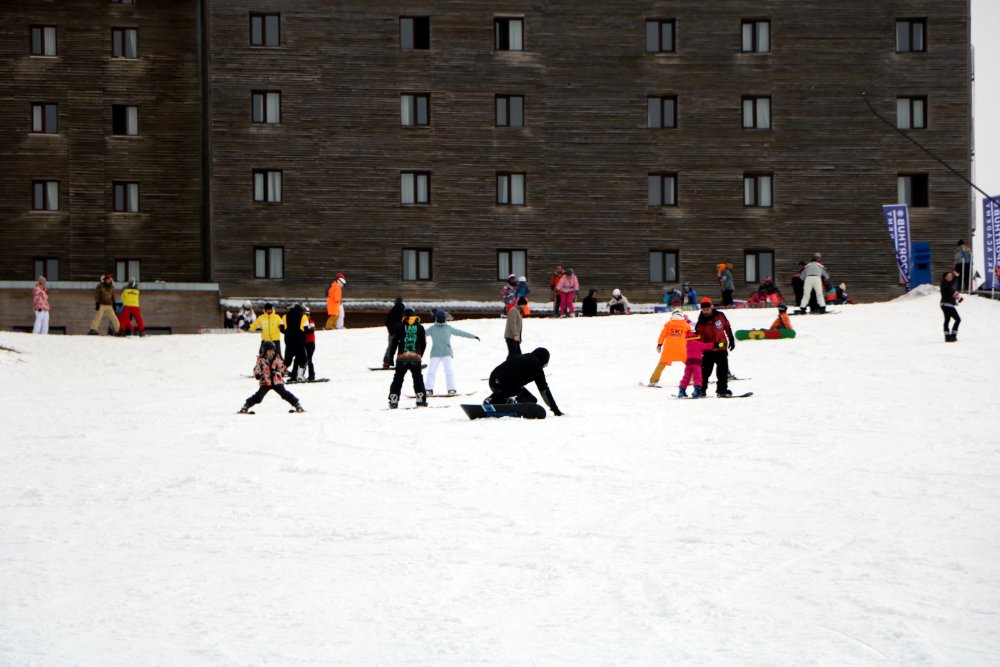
[769,303,793,331]
[648,309,690,386]
[325,273,346,329]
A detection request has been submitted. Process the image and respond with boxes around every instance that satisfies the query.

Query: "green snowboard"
[734,328,796,340]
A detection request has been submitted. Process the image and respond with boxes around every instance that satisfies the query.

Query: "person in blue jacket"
[425,310,480,395]
[681,282,698,305]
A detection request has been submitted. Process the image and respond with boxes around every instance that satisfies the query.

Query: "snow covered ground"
[2,290,999,665]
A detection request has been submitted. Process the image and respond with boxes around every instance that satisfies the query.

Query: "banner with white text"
[982,196,1000,289]
[882,204,911,290]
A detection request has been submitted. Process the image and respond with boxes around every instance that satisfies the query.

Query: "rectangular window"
[742,96,771,129]
[253,170,282,203]
[403,248,432,281]
[495,18,523,51]
[649,250,679,283]
[401,171,430,205]
[113,182,140,212]
[898,174,929,207]
[115,259,141,283]
[744,173,773,207]
[112,105,139,135]
[34,258,59,281]
[648,173,678,207]
[497,172,526,206]
[400,16,430,50]
[400,94,430,127]
[30,26,57,56]
[252,91,281,124]
[254,246,284,279]
[497,249,527,280]
[645,19,675,53]
[745,250,774,283]
[31,103,58,134]
[896,18,926,53]
[647,96,677,129]
[496,95,524,127]
[112,28,138,58]
[896,96,927,130]
[32,181,59,211]
[250,14,280,47]
[741,20,770,53]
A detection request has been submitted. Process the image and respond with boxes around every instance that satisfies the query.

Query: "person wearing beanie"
[681,282,698,305]
[118,278,145,336]
[648,309,689,386]
[607,288,632,315]
[282,302,309,381]
[798,255,829,314]
[32,276,50,335]
[302,306,318,381]
[769,303,793,331]
[484,347,562,416]
[556,267,580,317]
[382,297,406,368]
[425,310,480,395]
[717,263,735,306]
[88,274,120,335]
[238,341,304,414]
[387,307,428,408]
[678,329,715,398]
[249,302,284,356]
[504,297,527,358]
[581,289,599,317]
[940,270,962,342]
[514,275,531,313]
[236,301,257,331]
[501,273,518,314]
[325,273,347,330]
[696,298,735,397]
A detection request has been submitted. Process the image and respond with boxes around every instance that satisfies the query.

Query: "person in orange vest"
[769,303,793,330]
[648,309,690,386]
[325,273,346,329]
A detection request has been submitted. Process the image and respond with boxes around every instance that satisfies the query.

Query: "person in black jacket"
[382,297,406,368]
[484,347,562,415]
[388,308,427,408]
[940,271,962,342]
[282,303,307,380]
[581,289,599,317]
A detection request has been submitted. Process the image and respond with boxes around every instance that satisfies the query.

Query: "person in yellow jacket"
[648,309,690,386]
[324,273,346,329]
[249,302,284,356]
[118,279,146,336]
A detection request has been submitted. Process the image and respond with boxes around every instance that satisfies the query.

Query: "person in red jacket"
[695,297,735,397]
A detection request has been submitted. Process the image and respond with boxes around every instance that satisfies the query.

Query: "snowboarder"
[425,310,480,395]
[769,303,793,331]
[118,279,145,336]
[678,330,714,398]
[249,302,283,356]
[484,347,562,416]
[238,341,304,413]
[607,288,632,314]
[556,267,580,317]
[89,274,121,335]
[382,297,406,368]
[504,297,526,358]
[940,270,962,342]
[32,276,50,335]
[798,254,829,314]
[649,309,690,386]
[696,297,735,397]
[325,273,346,329]
[282,303,308,380]
[388,307,428,408]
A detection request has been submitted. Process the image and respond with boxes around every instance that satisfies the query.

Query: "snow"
[2,293,999,665]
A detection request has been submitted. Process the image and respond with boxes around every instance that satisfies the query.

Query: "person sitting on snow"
[769,303,793,330]
[607,288,633,314]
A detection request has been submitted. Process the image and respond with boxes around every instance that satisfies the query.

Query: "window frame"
[32,180,59,211]
[31,103,59,134]
[898,173,929,207]
[896,96,927,130]
[30,26,57,57]
[649,250,680,283]
[112,104,139,135]
[741,95,771,129]
[896,18,927,53]
[251,91,281,124]
[400,171,431,205]
[402,248,433,281]
[252,170,283,203]
[497,249,527,281]
[494,17,524,51]
[496,172,527,206]
[400,93,431,127]
[111,27,138,58]
[115,258,141,283]
[496,95,525,128]
[743,172,773,207]
[250,13,280,47]
[645,19,676,53]
[741,19,770,53]
[113,181,140,213]
[400,16,430,50]
[744,249,775,283]
[253,246,284,279]
[648,172,678,207]
[647,95,677,129]
[33,257,60,282]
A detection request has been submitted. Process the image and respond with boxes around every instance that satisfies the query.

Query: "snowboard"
[382,405,451,411]
[639,382,663,388]
[735,329,796,340]
[405,391,476,398]
[286,377,330,383]
[369,364,427,371]
[719,392,754,398]
[789,309,839,316]
[461,403,547,420]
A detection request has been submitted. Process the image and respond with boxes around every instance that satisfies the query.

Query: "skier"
[798,254,829,314]
[556,267,579,317]
[249,302,283,356]
[382,297,406,368]
[769,303,793,330]
[940,270,962,342]
[118,279,145,336]
[696,297,735,397]
[678,330,714,398]
[282,302,308,381]
[89,274,121,335]
[425,310,480,395]
[504,297,526,358]
[648,309,690,386]
[484,347,563,416]
[607,288,632,314]
[303,306,318,381]
[325,273,346,329]
[388,307,428,408]
[32,276,50,335]
[238,341,304,413]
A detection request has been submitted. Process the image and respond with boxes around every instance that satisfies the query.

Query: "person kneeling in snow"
[484,347,562,416]
[238,341,304,413]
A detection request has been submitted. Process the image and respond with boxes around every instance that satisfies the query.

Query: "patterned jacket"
[253,353,287,387]
[33,283,49,311]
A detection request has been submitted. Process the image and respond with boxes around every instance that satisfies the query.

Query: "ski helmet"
[261,341,276,353]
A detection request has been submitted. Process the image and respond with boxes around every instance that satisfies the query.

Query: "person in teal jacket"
[425,309,480,395]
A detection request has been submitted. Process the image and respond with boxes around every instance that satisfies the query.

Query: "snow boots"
[677,387,688,398]
[238,405,251,414]
[692,386,704,398]
[945,330,958,342]
[415,392,428,407]
[388,394,399,409]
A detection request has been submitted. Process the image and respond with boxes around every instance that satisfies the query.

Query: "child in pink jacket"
[678,330,717,398]
[556,267,580,317]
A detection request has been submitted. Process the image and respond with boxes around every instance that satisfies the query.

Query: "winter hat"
[261,341,276,353]
[778,303,788,312]
[435,309,447,323]
[716,263,727,271]
[243,301,252,308]
[264,302,273,310]
[402,307,415,317]
[518,276,527,283]
[531,347,550,366]
[565,268,574,276]
[304,305,311,314]
[128,278,137,289]
[612,288,621,297]
[700,297,713,305]
[508,273,517,281]
[670,309,686,320]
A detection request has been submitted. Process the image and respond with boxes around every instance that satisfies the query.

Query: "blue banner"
[983,196,1000,290]
[882,204,911,290]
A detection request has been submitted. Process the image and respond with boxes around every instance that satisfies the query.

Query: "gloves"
[656,344,662,352]
[729,339,736,351]
[475,336,481,341]
[279,324,285,333]
[254,373,261,380]
[553,409,563,417]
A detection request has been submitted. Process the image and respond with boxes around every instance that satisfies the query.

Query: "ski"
[639,382,663,388]
[405,391,476,398]
[381,405,451,411]
[719,392,754,398]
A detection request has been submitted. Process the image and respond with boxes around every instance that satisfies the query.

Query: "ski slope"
[2,289,999,665]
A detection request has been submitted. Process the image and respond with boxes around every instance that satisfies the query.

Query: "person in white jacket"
[607,288,633,314]
[798,254,830,314]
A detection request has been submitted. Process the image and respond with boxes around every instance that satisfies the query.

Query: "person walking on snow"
[504,297,527,358]
[282,303,309,380]
[556,267,580,317]
[388,307,428,409]
[89,274,120,335]
[32,276,50,334]
[678,330,715,398]
[940,271,962,342]
[696,297,735,397]
[648,309,690,386]
[249,302,283,356]
[485,347,563,416]
[425,310,480,395]
[118,279,145,336]
[325,273,346,329]
[238,341,304,413]
[303,306,318,381]
[798,254,829,314]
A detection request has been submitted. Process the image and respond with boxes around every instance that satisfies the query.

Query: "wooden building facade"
[2,1,973,312]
